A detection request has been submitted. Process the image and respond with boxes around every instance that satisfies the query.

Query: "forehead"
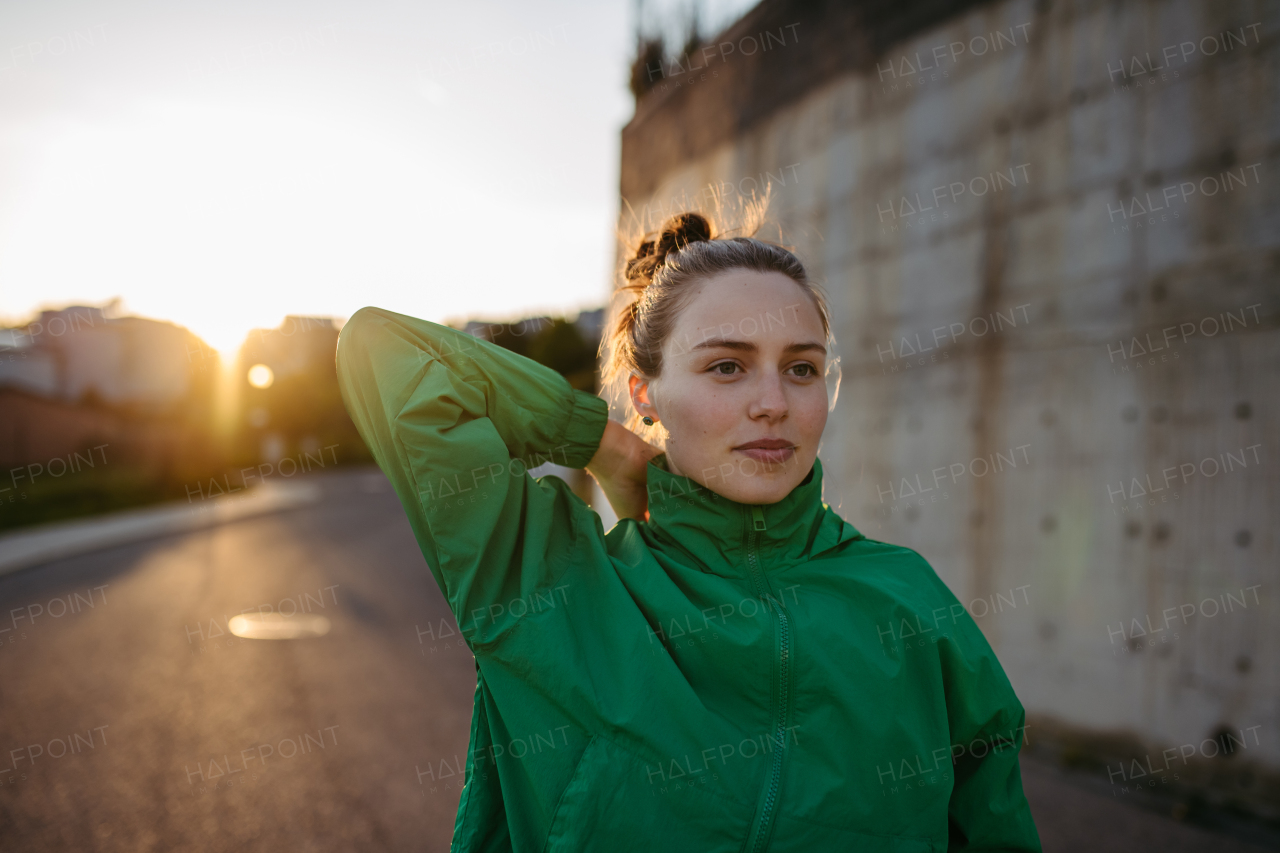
[668,269,826,349]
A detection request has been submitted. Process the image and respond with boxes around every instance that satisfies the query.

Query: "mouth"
[732,439,797,465]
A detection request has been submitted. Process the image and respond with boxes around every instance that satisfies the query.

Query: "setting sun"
[0,98,610,344]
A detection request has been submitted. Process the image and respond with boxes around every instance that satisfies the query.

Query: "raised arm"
[335,306,608,643]
[585,420,662,521]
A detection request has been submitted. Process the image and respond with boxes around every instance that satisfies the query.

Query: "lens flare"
[247,364,274,388]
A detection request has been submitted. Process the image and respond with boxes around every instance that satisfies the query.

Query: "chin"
[713,471,806,505]
[727,481,793,502]
[675,450,817,504]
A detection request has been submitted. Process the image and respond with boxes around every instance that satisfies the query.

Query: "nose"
[748,369,789,421]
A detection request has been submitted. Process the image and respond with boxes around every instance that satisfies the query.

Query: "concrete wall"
[617,0,1279,769]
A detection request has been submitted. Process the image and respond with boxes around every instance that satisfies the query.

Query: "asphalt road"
[0,468,1268,851]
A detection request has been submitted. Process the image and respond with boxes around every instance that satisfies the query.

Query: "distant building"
[0,306,202,409]
[0,305,211,469]
[236,315,366,467]
[0,330,57,397]
[241,316,340,380]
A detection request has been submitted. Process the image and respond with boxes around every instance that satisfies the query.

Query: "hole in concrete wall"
[1235,530,1252,548]
[1122,405,1140,423]
[1209,725,1244,758]
[1235,655,1252,674]
[1235,401,1251,420]
[1153,522,1171,543]
[1125,520,1142,538]
[1151,405,1169,423]
[1041,515,1057,533]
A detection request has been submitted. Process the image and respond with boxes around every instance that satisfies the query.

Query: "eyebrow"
[691,337,827,355]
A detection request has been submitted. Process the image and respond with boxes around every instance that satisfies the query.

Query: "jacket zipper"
[744,506,790,853]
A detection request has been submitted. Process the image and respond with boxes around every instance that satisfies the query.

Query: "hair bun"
[625,212,713,284]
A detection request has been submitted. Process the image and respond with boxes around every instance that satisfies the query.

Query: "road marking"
[228,612,331,640]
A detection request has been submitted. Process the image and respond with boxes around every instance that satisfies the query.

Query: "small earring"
[642,416,654,426]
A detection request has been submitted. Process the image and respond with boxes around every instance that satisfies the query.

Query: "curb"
[0,481,323,577]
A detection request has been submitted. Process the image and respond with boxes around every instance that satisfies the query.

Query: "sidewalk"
[1021,756,1276,851]
[0,480,322,576]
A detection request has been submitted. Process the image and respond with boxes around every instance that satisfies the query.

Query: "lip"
[735,439,794,450]
[732,439,796,465]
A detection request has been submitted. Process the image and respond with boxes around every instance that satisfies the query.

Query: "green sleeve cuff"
[559,390,610,469]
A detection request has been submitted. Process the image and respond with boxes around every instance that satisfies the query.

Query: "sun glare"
[0,100,424,343]
[0,96,612,349]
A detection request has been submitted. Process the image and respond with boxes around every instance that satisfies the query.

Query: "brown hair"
[603,208,832,437]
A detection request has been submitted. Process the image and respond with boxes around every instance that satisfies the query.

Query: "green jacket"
[336,307,1041,853]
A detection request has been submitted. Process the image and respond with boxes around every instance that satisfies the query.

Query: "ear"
[627,374,659,424]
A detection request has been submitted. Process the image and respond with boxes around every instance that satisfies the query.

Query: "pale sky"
[0,0,757,353]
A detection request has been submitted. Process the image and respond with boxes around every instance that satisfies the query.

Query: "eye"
[787,363,818,378]
[710,361,740,376]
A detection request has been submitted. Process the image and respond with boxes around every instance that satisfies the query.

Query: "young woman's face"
[629,269,829,505]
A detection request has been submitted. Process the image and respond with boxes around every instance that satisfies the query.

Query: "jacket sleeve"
[929,578,1042,851]
[335,306,609,644]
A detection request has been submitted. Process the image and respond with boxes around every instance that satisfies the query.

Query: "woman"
[336,212,1041,852]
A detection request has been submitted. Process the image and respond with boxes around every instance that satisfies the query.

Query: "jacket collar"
[643,456,861,576]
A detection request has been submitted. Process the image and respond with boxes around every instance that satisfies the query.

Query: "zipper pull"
[752,506,767,532]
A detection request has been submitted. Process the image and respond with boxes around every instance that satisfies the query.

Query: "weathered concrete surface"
[617,0,1280,790]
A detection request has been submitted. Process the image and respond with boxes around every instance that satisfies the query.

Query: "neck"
[643,455,860,576]
[660,450,811,504]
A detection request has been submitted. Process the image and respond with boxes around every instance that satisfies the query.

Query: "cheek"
[669,393,730,434]
[658,380,735,440]
[795,389,829,439]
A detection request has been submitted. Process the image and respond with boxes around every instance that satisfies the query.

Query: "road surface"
[0,468,1268,851]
